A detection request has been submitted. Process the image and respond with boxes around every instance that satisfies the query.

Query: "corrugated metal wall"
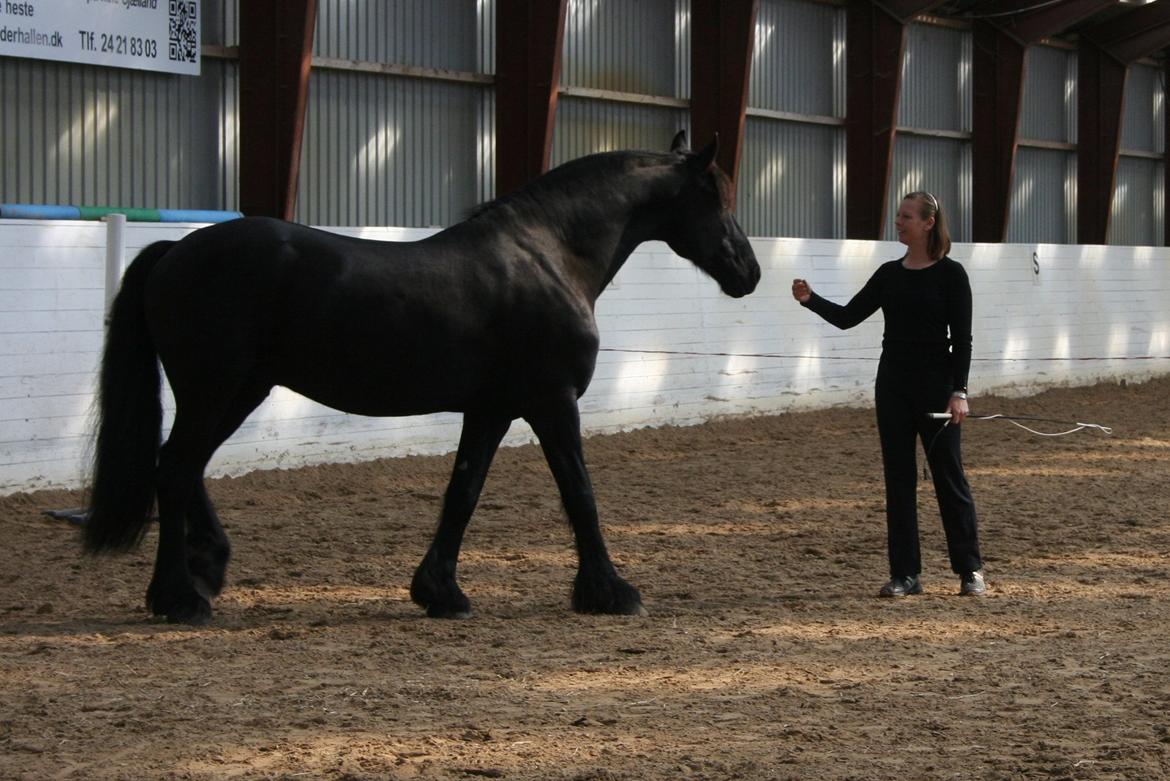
[294,0,488,226]
[898,22,971,133]
[675,0,691,102]
[1011,45,1076,244]
[1010,147,1075,245]
[560,0,680,95]
[295,70,484,227]
[1121,62,1163,153]
[478,0,497,205]
[887,22,972,241]
[738,0,844,238]
[552,0,685,166]
[204,0,239,47]
[0,37,237,211]
[1019,46,1075,143]
[749,0,840,117]
[889,134,972,243]
[1110,62,1165,246]
[739,120,843,238]
[1111,155,1164,247]
[2,2,1167,245]
[313,0,477,69]
[553,98,688,164]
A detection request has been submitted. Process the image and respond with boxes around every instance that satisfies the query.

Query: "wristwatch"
[952,390,968,400]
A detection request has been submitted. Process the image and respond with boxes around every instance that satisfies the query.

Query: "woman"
[791,192,986,597]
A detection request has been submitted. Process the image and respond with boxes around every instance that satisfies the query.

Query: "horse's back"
[142,217,598,417]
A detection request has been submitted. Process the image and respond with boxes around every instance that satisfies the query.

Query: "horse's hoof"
[425,605,474,620]
[166,601,213,625]
[416,598,473,619]
[572,573,647,616]
[410,561,471,618]
[592,600,647,617]
[147,584,213,625]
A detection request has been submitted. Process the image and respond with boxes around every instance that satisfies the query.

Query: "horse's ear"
[689,134,719,172]
[670,130,689,154]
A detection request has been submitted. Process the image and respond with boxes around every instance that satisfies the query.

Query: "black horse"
[84,132,760,624]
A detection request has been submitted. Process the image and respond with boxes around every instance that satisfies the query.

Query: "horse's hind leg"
[186,485,230,598]
[411,412,512,618]
[147,412,220,623]
[525,397,646,616]
[184,388,269,598]
[148,387,268,623]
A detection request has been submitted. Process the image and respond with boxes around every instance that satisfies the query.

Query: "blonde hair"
[903,191,951,261]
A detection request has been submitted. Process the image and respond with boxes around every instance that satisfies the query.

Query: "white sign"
[0,0,200,76]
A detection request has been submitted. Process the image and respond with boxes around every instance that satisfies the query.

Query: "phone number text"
[77,30,158,58]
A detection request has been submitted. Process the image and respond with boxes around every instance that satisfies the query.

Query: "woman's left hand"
[948,394,969,425]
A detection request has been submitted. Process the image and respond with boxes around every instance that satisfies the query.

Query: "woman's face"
[894,198,934,247]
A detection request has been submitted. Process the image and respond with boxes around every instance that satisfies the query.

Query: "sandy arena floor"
[2,376,1169,780]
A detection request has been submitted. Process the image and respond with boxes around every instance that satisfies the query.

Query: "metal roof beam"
[238,0,318,220]
[1089,2,1170,45]
[691,0,759,196]
[1105,25,1170,64]
[1083,2,1170,63]
[995,0,1116,45]
[495,0,568,198]
[874,0,947,23]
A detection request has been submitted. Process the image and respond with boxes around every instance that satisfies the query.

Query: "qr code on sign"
[168,0,197,63]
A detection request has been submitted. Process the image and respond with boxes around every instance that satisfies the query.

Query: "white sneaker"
[959,570,986,596]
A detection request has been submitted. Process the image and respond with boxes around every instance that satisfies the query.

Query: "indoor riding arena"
[3,2,1170,780]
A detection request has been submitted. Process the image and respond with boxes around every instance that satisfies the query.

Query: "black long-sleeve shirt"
[801,256,973,392]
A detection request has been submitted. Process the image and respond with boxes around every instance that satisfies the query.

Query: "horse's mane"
[463,150,677,227]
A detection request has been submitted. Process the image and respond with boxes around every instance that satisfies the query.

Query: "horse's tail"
[84,241,173,553]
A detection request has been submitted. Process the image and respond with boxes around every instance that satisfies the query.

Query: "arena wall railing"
[2,220,1168,494]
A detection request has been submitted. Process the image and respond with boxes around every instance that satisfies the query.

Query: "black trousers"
[874,358,982,578]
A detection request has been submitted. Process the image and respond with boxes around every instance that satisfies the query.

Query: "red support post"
[845,0,907,239]
[690,0,759,196]
[238,0,318,220]
[971,20,1025,243]
[1077,39,1127,245]
[495,0,568,198]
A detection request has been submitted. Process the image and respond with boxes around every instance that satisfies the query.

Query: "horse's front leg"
[525,398,646,616]
[411,412,512,618]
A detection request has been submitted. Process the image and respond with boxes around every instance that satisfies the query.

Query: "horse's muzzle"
[721,247,760,298]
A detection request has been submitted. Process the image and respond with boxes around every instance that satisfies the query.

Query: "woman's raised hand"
[791,278,812,304]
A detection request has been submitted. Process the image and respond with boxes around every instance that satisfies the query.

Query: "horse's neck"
[454,158,677,302]
[593,220,651,294]
[553,171,674,301]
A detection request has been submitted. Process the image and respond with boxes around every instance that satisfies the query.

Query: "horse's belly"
[275,340,590,419]
[274,352,497,418]
[289,383,464,418]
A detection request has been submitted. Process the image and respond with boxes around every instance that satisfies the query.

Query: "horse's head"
[661,131,760,298]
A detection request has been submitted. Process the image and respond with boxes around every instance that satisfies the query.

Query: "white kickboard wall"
[2,219,1168,494]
